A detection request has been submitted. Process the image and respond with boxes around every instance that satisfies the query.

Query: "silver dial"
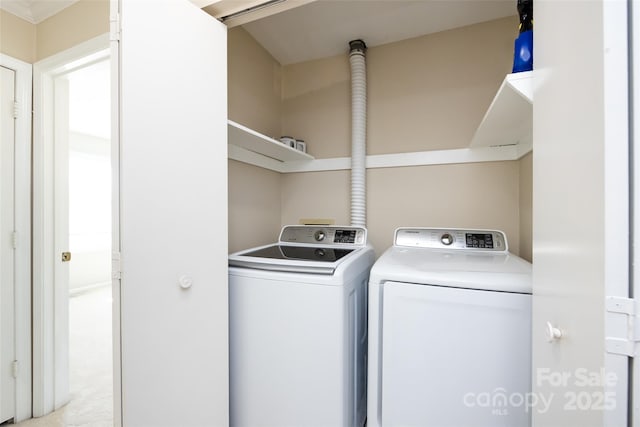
[314,230,326,242]
[441,233,454,246]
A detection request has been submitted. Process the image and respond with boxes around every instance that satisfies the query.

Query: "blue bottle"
[512,0,533,73]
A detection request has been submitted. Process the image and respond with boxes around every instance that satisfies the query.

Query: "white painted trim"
[514,134,533,159]
[32,54,54,418]
[602,0,631,421]
[229,118,533,173]
[470,72,533,148]
[365,145,520,169]
[34,35,110,73]
[52,75,70,411]
[32,33,112,418]
[229,115,533,173]
[282,156,347,173]
[0,0,79,24]
[0,53,32,423]
[276,144,526,173]
[506,70,534,102]
[632,0,640,422]
[109,0,123,423]
[228,120,314,162]
[228,144,287,172]
[202,0,316,27]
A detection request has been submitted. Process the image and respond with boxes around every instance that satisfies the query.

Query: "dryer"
[367,228,532,427]
[229,225,375,427]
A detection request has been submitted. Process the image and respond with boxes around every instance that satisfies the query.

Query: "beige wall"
[36,0,109,61]
[228,16,535,257]
[279,16,530,256]
[2,5,531,258]
[519,152,532,262]
[0,10,36,63]
[0,0,108,63]
[228,160,282,253]
[228,27,282,137]
[282,162,521,256]
[368,162,521,254]
[228,28,284,251]
[282,54,351,158]
[282,16,518,158]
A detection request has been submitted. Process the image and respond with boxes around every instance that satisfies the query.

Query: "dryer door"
[381,281,532,427]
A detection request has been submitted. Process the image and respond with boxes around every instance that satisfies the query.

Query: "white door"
[1,54,32,424]
[113,0,229,425]
[0,65,16,425]
[533,0,629,425]
[53,75,71,410]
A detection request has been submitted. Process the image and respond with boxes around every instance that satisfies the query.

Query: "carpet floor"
[15,285,113,426]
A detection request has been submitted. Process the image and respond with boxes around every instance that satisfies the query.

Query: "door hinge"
[12,360,18,378]
[11,231,17,249]
[112,251,122,280]
[110,12,121,41]
[13,101,18,119]
[606,296,639,357]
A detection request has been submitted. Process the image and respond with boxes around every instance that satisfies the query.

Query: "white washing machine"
[368,228,532,427]
[229,225,375,427]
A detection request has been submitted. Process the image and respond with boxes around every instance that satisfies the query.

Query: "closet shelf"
[228,73,534,173]
[470,71,533,149]
[228,120,314,163]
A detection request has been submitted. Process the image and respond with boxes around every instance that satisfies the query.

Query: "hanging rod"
[218,0,287,21]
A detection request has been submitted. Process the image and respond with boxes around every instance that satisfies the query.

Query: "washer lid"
[238,244,354,262]
[229,245,362,275]
[370,246,532,294]
[229,225,369,275]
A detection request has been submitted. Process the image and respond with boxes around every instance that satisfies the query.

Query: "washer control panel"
[395,228,507,252]
[279,225,367,246]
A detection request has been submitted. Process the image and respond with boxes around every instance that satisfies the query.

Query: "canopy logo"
[462,368,618,416]
[463,388,552,415]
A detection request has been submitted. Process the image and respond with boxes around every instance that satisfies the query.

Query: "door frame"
[632,0,640,423]
[602,1,631,426]
[32,33,118,418]
[0,53,32,423]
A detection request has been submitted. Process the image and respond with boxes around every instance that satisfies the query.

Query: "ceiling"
[0,0,79,24]
[1,0,517,65]
[241,0,517,65]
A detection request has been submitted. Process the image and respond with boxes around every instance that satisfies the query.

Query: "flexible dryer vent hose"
[349,39,367,228]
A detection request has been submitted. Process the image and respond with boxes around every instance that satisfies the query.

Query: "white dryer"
[229,225,375,427]
[367,228,532,427]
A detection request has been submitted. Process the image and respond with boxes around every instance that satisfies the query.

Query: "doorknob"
[61,252,71,262]
[546,321,563,342]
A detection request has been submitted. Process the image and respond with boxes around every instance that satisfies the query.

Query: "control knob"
[441,233,454,246]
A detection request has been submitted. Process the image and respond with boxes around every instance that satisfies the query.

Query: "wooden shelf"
[228,120,314,163]
[470,71,533,148]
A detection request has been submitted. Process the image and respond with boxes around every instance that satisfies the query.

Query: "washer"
[367,228,532,427]
[229,225,375,427]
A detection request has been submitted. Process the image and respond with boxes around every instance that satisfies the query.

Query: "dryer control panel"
[279,225,367,246]
[394,228,508,252]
